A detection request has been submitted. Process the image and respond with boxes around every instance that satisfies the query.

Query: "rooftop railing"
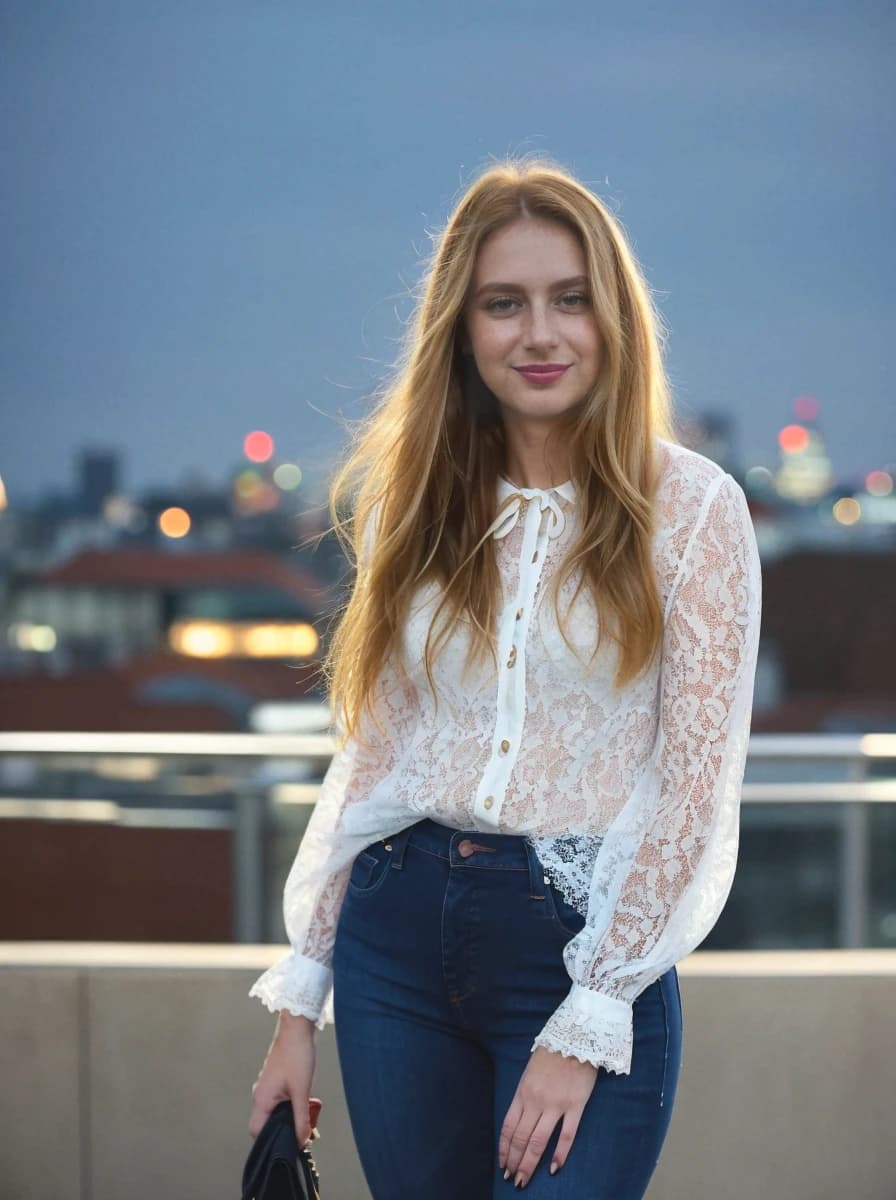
[2,731,895,951]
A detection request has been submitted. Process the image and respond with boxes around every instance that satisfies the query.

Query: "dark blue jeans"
[332,817,683,1199]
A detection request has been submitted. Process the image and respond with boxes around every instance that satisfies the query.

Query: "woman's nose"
[523,305,560,348]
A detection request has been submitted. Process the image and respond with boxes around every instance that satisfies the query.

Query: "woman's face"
[462,216,602,426]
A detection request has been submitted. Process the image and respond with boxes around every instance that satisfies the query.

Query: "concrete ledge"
[4,941,896,974]
[2,945,895,1200]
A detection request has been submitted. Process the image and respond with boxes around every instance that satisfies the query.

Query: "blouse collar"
[496,475,577,505]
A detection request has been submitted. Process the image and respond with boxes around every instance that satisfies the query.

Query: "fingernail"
[503,1168,510,1180]
[514,1175,524,1188]
[550,1162,559,1175]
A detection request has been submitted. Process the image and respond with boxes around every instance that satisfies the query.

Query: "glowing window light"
[159,507,191,538]
[9,623,57,651]
[244,430,274,462]
[29,625,57,651]
[832,498,861,526]
[169,622,236,658]
[778,424,810,454]
[169,620,319,659]
[866,470,893,497]
[243,623,319,658]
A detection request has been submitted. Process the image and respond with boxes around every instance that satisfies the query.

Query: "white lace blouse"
[249,438,763,1074]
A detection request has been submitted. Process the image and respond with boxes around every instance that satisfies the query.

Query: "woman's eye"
[486,297,519,313]
[560,292,590,307]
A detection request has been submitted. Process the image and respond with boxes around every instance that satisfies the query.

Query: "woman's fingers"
[550,1105,583,1175]
[501,1104,556,1180]
[497,1093,524,1171]
[247,1082,283,1139]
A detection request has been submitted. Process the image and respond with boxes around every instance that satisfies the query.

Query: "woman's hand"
[498,1046,598,1187]
[248,1011,319,1148]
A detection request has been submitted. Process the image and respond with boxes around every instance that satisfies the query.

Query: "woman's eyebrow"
[474,274,588,298]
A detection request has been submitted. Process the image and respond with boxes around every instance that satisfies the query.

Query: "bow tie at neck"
[486,475,577,541]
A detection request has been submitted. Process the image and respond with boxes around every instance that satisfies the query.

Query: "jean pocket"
[545,881,587,937]
[347,840,394,898]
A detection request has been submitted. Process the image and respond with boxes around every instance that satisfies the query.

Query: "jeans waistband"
[384,817,548,896]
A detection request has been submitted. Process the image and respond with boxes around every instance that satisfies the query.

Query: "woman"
[248,157,762,1198]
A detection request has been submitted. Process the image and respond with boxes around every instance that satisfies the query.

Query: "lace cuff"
[248,951,334,1031]
[531,984,634,1074]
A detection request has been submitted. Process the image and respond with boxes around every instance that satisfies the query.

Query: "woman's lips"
[513,364,571,385]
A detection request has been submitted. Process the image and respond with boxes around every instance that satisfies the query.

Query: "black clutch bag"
[242,1099,321,1200]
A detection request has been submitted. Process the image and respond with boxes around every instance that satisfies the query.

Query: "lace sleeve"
[532,472,763,1072]
[249,499,418,1026]
[248,656,418,1026]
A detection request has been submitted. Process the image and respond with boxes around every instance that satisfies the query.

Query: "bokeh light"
[244,430,274,462]
[745,466,775,493]
[832,498,861,526]
[103,494,138,527]
[235,470,262,499]
[273,463,303,490]
[778,424,810,454]
[865,470,893,497]
[793,395,819,422]
[158,507,191,538]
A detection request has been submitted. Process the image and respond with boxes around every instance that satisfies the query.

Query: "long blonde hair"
[322,156,681,743]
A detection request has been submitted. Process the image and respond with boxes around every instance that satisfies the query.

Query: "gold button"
[483,795,494,810]
[383,842,392,851]
[515,607,523,620]
[500,739,510,753]
[506,645,517,668]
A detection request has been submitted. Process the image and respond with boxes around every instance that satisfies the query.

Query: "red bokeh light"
[778,424,810,454]
[244,430,274,463]
[793,395,819,421]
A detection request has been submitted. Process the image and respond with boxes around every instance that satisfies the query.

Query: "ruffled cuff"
[531,983,634,1074]
[248,951,334,1031]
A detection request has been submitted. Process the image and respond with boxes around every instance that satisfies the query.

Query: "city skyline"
[2,1,893,504]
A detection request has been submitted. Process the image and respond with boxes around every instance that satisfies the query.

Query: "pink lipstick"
[513,364,570,385]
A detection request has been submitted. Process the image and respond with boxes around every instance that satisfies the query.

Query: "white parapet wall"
[2,945,895,1200]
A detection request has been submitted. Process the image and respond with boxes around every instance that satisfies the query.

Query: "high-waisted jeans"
[332,817,683,1199]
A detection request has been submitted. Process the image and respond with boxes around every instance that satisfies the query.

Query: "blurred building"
[0,546,335,730]
[750,547,896,733]
[77,448,121,517]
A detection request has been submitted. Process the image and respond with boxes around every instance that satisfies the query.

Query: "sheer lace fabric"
[249,439,763,1072]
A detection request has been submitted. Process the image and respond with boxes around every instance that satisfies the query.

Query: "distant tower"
[77,449,121,516]
[775,396,833,503]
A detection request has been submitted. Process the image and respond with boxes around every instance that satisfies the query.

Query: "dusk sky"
[2,0,893,506]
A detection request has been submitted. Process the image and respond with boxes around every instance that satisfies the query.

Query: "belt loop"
[522,837,546,897]
[388,822,414,871]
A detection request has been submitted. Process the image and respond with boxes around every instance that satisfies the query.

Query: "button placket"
[476,495,558,825]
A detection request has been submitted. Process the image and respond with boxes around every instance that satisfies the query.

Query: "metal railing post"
[840,754,870,948]
[233,780,266,943]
